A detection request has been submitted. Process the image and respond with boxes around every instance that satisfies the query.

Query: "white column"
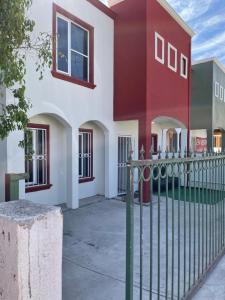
[66,128,79,209]
[0,200,63,300]
[181,128,188,154]
[105,131,117,198]
[161,129,168,152]
[175,128,181,152]
[7,130,25,199]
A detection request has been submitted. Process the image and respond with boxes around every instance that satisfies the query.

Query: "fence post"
[0,200,63,300]
[126,163,134,300]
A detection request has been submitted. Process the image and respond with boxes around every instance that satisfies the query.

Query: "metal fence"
[126,149,225,300]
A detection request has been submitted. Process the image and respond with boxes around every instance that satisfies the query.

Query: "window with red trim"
[25,124,52,193]
[52,4,95,89]
[79,129,94,183]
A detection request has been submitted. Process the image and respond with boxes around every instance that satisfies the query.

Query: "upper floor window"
[215,81,219,98]
[168,43,177,72]
[180,54,188,79]
[154,32,188,80]
[52,4,95,89]
[220,85,224,101]
[155,32,165,65]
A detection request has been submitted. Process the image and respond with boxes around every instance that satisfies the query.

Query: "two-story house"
[110,0,194,199]
[0,0,194,207]
[191,58,225,153]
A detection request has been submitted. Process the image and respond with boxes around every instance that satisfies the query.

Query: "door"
[118,136,133,195]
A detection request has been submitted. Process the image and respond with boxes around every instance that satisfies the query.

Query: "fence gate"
[118,136,132,195]
[126,150,225,300]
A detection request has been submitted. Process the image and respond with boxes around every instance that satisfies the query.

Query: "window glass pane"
[182,58,186,75]
[57,17,68,73]
[71,52,88,81]
[37,159,46,185]
[36,130,44,155]
[25,129,33,156]
[71,23,88,55]
[83,158,89,177]
[26,159,33,183]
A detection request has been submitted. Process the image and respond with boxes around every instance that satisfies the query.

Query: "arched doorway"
[25,113,72,206]
[78,120,108,201]
[151,116,187,156]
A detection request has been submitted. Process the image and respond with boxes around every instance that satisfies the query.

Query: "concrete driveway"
[62,196,129,300]
[62,196,225,300]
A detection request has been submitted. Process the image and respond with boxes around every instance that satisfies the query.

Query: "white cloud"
[193,31,225,55]
[167,0,212,22]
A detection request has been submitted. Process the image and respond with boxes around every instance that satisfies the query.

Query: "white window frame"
[224,89,225,102]
[220,85,224,101]
[180,54,188,79]
[155,32,165,65]
[25,127,48,188]
[168,42,177,72]
[56,14,90,81]
[79,130,93,180]
[215,81,219,98]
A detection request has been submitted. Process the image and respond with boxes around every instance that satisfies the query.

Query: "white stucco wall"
[5,0,115,208]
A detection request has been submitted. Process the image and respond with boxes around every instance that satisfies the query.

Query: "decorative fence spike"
[158,146,162,159]
[140,144,145,160]
[172,150,175,159]
[184,147,187,158]
[128,148,134,162]
[149,146,154,159]
[178,149,181,158]
[165,147,169,159]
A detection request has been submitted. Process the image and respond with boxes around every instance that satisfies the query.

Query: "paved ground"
[62,196,225,300]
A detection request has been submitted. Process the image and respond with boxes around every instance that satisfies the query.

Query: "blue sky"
[101,0,225,65]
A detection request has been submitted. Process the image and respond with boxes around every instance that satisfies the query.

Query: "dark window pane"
[36,130,44,155]
[83,133,89,154]
[71,52,88,81]
[83,157,89,177]
[71,23,88,55]
[38,159,43,184]
[25,159,33,183]
[57,17,68,73]
[25,130,33,155]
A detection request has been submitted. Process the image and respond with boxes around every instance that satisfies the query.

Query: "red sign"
[195,137,207,152]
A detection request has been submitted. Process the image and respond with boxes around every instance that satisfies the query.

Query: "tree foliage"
[0,0,52,141]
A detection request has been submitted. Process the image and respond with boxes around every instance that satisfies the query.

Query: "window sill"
[79,177,95,184]
[25,184,53,193]
[51,70,96,89]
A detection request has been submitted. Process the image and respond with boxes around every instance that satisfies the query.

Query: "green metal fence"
[126,149,225,300]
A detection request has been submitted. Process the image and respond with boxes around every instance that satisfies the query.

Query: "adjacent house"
[1,0,194,207]
[191,58,225,153]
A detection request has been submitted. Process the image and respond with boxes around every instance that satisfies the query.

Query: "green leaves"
[0,0,52,144]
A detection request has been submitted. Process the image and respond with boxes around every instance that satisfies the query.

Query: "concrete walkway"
[62,196,225,300]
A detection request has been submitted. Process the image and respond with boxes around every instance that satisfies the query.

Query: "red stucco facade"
[111,0,192,154]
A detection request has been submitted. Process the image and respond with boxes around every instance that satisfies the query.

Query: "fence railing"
[126,149,225,300]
